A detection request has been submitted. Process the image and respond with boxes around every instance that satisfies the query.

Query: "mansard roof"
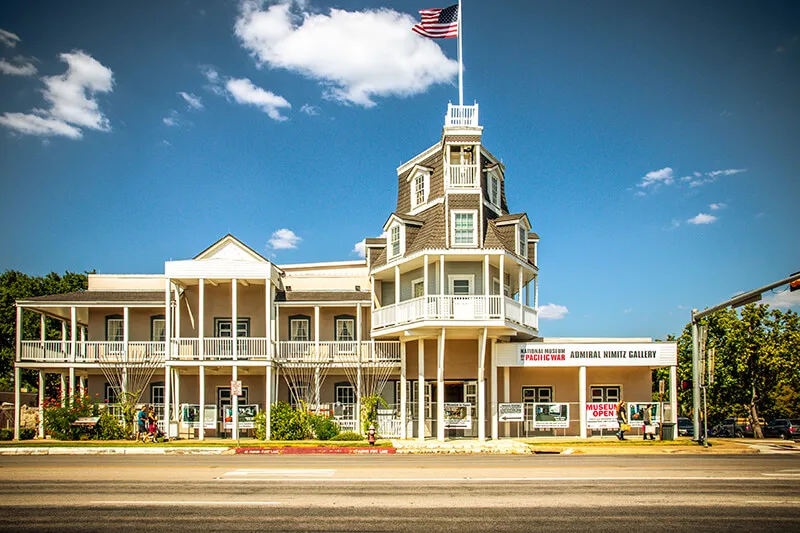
[275,290,371,303]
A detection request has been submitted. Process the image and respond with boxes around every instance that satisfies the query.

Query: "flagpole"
[458,0,463,106]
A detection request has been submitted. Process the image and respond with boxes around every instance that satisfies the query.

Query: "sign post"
[231,380,242,443]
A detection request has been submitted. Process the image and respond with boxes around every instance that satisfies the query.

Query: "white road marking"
[214,475,794,483]
[220,468,335,478]
[745,500,800,505]
[91,501,280,506]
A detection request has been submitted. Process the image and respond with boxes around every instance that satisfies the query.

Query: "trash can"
[660,422,675,441]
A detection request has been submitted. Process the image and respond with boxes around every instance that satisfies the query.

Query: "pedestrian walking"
[616,400,628,440]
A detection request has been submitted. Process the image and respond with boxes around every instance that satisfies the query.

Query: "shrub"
[309,414,340,440]
[43,392,97,440]
[269,401,311,440]
[329,431,364,441]
[19,428,36,440]
[254,411,267,440]
[0,429,12,441]
[96,413,125,440]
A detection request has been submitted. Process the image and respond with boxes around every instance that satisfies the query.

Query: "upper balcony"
[445,103,479,128]
[17,339,401,364]
[372,295,537,333]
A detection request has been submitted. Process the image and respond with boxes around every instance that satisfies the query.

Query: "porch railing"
[448,164,479,187]
[445,103,479,127]
[372,295,537,330]
[275,341,400,363]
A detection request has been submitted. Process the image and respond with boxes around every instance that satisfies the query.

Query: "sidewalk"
[0,437,779,455]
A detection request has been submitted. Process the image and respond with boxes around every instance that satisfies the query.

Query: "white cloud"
[0,29,20,48]
[268,228,301,249]
[709,202,727,210]
[762,289,800,310]
[0,57,37,76]
[687,213,717,225]
[162,110,179,127]
[0,50,113,139]
[352,240,366,258]
[636,167,674,192]
[688,168,747,188]
[178,91,204,110]
[538,303,569,320]
[234,0,458,107]
[226,77,291,121]
[0,112,81,138]
[623,308,633,314]
[707,168,747,178]
[300,103,319,115]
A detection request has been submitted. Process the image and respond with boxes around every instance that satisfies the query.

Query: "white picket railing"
[372,295,537,330]
[275,341,400,363]
[448,164,479,187]
[445,103,479,127]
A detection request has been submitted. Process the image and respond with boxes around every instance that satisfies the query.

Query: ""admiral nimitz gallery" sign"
[494,342,677,368]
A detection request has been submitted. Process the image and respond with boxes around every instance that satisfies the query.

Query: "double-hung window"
[334,316,355,342]
[590,386,621,403]
[390,225,401,259]
[412,278,425,299]
[518,225,528,257]
[488,174,500,206]
[522,386,553,403]
[412,172,429,208]
[289,316,310,342]
[451,210,477,247]
[151,316,165,342]
[106,315,123,342]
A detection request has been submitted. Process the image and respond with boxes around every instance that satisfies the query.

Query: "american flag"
[412,4,459,39]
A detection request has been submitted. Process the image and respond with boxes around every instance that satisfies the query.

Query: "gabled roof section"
[493,213,530,229]
[397,142,441,175]
[193,234,268,263]
[405,164,434,182]
[382,212,425,232]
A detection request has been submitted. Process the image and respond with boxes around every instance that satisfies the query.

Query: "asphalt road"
[1,454,799,532]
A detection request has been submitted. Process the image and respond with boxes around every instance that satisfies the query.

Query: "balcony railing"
[448,164,479,187]
[372,295,538,331]
[445,103,479,127]
[276,341,400,363]
[18,339,400,364]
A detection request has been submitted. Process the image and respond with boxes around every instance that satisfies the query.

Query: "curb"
[0,447,231,456]
[235,446,396,455]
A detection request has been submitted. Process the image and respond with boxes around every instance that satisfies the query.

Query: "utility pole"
[690,271,800,443]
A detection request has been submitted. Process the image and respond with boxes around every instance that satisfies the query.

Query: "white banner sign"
[629,403,661,428]
[223,404,259,430]
[533,403,570,429]
[495,342,677,368]
[498,403,525,422]
[586,402,619,429]
[180,404,217,429]
[444,403,472,429]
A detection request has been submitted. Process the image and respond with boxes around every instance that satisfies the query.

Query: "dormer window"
[517,225,527,257]
[390,224,402,259]
[451,210,477,247]
[487,173,500,206]
[412,171,430,208]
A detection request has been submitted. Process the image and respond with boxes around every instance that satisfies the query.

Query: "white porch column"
[265,279,272,357]
[400,340,407,439]
[483,254,490,316]
[439,255,445,296]
[314,305,320,411]
[78,374,86,396]
[499,255,505,319]
[394,265,400,307]
[503,367,510,437]
[478,327,488,441]
[266,363,272,440]
[417,339,425,441]
[534,276,539,308]
[669,365,678,424]
[38,371,45,438]
[164,278,172,363]
[199,365,205,441]
[61,320,67,357]
[231,365,239,440]
[491,338,498,440]
[164,364,171,426]
[70,307,77,362]
[13,367,21,440]
[232,279,238,361]
[579,366,587,438]
[123,306,130,352]
[60,373,66,404]
[436,327,446,442]
[40,314,45,344]
[199,278,205,361]
[518,269,524,322]
[423,255,429,318]
[68,367,75,405]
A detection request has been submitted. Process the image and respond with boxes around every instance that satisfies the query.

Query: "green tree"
[0,270,90,392]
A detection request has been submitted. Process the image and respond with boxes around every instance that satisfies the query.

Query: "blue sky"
[1,0,798,339]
